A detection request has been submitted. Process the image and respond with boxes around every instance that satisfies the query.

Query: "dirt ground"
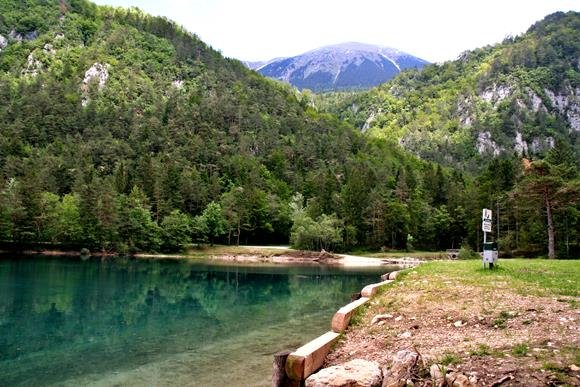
[325,271,579,386]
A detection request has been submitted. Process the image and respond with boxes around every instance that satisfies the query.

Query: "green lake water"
[0,255,392,386]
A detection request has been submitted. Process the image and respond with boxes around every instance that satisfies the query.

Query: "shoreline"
[0,247,424,267]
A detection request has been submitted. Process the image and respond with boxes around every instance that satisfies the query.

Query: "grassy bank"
[327,259,579,386]
[398,259,579,297]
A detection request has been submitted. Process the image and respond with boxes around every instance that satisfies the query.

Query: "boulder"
[305,359,382,387]
[0,35,7,50]
[382,350,421,387]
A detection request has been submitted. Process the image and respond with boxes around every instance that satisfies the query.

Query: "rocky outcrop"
[545,86,580,131]
[514,131,528,156]
[476,131,501,156]
[480,84,512,106]
[362,112,376,133]
[43,43,56,55]
[9,29,37,42]
[0,35,7,51]
[81,63,110,106]
[172,79,184,89]
[305,359,382,387]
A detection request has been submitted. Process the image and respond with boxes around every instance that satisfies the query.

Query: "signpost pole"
[482,208,492,269]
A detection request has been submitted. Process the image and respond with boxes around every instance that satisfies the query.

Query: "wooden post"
[273,350,292,387]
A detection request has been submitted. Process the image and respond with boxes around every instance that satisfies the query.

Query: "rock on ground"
[305,359,382,387]
[382,349,421,387]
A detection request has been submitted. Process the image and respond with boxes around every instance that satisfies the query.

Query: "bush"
[458,243,478,259]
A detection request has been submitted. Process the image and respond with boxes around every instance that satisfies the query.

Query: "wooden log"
[285,331,340,381]
[273,350,292,387]
[361,279,393,298]
[331,297,369,332]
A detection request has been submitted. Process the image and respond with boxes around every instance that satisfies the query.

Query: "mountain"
[254,42,429,92]
[323,12,580,171]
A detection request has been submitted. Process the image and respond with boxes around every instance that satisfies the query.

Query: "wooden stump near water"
[273,350,293,387]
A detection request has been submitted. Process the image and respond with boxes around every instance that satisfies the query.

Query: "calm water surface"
[0,255,392,386]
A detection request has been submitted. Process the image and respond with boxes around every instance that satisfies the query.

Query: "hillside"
[324,12,579,171]
[0,1,576,259]
[255,43,428,92]
[0,0,464,255]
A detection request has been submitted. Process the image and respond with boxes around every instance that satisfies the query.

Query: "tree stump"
[273,350,292,387]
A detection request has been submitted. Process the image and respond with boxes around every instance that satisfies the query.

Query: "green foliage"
[161,210,192,252]
[199,202,227,245]
[469,344,492,357]
[512,342,529,357]
[439,352,461,366]
[117,186,162,252]
[289,193,344,251]
[458,241,478,260]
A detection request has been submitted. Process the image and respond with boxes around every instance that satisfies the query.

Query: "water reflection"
[0,256,390,386]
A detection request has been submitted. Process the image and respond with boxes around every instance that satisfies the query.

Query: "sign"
[482,208,492,221]
[482,220,492,232]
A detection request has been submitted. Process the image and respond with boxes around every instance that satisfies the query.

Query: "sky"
[92,0,579,63]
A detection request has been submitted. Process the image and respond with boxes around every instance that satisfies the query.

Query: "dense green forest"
[0,1,577,258]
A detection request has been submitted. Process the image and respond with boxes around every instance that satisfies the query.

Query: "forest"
[0,1,577,258]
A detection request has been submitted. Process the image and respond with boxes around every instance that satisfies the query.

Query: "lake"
[0,255,392,386]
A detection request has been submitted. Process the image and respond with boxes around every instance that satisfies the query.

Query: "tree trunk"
[545,191,555,259]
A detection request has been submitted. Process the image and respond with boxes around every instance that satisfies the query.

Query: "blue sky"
[93,0,579,63]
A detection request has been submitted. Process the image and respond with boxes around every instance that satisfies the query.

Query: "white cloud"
[93,0,579,62]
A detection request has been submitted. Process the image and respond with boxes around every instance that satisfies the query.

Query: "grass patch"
[408,259,580,297]
[512,342,529,357]
[349,304,369,326]
[440,352,461,366]
[469,344,492,356]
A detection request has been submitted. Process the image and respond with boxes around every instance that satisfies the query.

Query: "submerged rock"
[305,359,382,387]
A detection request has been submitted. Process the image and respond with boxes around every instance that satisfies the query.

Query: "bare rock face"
[545,87,580,132]
[382,350,421,387]
[305,359,382,387]
[81,63,110,106]
[0,35,7,51]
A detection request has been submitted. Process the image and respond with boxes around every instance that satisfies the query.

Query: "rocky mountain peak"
[252,42,428,92]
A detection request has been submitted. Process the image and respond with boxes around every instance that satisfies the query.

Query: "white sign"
[482,220,492,232]
[482,208,492,221]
